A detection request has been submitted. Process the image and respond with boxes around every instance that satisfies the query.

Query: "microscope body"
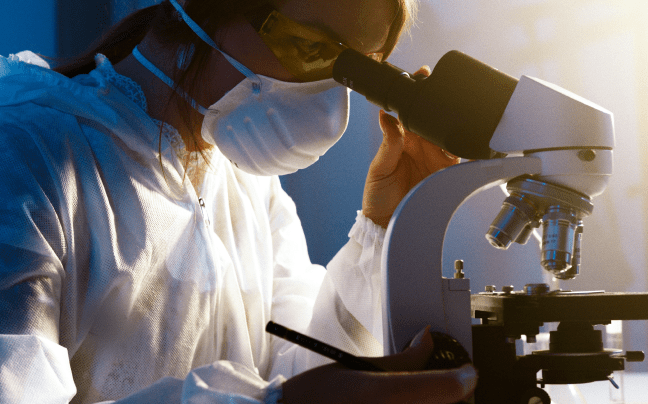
[486,75,613,279]
[382,73,614,355]
[332,47,645,402]
[380,71,648,403]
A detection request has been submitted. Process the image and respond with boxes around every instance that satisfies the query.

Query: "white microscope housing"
[381,73,615,356]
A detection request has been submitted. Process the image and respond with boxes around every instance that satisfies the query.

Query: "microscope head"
[489,76,614,196]
[486,76,615,279]
[332,49,614,279]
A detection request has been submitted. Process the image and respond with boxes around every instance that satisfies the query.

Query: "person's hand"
[281,326,478,404]
[362,66,461,228]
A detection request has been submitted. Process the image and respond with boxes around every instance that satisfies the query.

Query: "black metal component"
[471,292,648,338]
[333,48,518,159]
[623,351,645,362]
[426,332,472,370]
[472,324,538,404]
[521,350,624,384]
[471,292,648,402]
[549,321,602,353]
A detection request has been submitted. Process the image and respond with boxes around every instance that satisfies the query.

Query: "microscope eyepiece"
[333,49,518,160]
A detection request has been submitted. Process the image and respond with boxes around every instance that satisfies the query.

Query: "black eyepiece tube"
[333,49,519,160]
[332,48,418,114]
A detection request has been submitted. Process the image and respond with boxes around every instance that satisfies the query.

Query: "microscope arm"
[381,156,542,356]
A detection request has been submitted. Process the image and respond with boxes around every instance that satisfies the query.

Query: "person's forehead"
[277,0,396,54]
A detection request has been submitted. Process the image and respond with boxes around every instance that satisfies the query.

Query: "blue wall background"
[0,1,57,57]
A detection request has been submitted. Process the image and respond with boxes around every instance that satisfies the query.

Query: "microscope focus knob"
[426,332,472,370]
[622,351,645,362]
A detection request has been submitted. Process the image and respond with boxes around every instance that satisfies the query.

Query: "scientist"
[0,0,475,402]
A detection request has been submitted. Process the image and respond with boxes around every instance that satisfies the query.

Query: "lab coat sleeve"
[327,209,386,342]
[268,177,385,379]
[0,112,78,403]
[0,335,76,403]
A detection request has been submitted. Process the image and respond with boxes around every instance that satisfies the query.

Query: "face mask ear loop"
[168,0,262,95]
[132,46,209,115]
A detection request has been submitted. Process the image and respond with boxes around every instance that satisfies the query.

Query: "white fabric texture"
[0,52,385,404]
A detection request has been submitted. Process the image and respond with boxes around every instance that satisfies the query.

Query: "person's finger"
[379,109,404,145]
[399,130,458,177]
[412,65,431,79]
[370,110,405,178]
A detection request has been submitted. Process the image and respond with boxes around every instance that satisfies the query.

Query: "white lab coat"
[0,52,385,403]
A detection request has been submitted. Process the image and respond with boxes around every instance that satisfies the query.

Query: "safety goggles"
[248,6,384,82]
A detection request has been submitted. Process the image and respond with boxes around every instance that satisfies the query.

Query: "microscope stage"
[472,291,648,329]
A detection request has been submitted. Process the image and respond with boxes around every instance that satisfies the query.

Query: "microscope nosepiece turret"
[486,177,593,279]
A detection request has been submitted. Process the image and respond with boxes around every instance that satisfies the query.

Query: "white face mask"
[202,76,349,175]
[134,0,350,176]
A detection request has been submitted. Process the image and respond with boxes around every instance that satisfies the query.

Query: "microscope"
[333,49,647,403]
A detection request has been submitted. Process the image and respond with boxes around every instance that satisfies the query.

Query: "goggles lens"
[255,10,383,82]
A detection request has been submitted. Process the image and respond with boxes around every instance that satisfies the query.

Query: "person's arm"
[281,328,477,404]
[266,178,383,379]
[0,124,77,403]
[264,177,477,403]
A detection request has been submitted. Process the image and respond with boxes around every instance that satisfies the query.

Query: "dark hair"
[54,0,417,173]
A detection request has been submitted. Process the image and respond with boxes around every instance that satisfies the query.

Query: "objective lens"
[485,194,536,250]
[488,177,594,281]
[514,223,537,245]
[553,221,583,280]
[541,207,578,274]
